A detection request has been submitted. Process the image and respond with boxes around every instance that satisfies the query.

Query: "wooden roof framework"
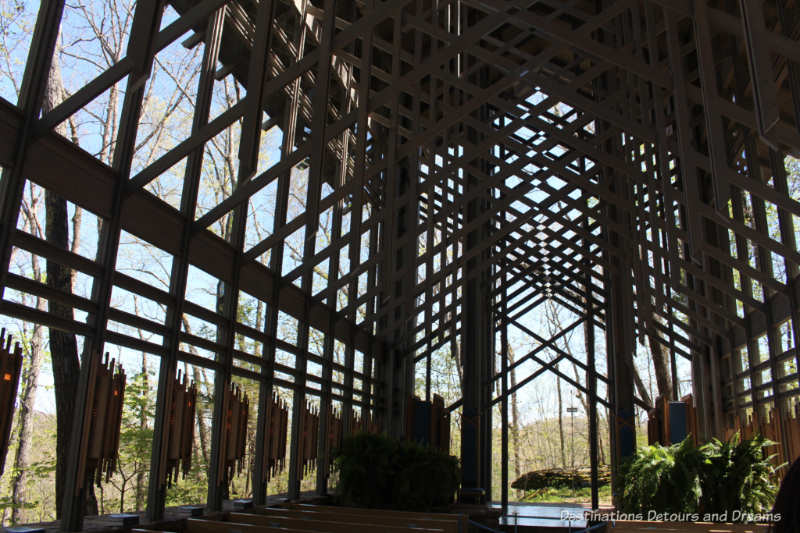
[1,0,800,526]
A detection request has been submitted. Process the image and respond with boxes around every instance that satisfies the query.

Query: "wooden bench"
[133,503,465,533]
[184,518,315,533]
[256,508,460,533]
[273,503,466,533]
[230,511,444,533]
[256,507,466,533]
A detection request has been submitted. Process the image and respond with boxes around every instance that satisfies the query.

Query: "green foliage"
[698,433,778,515]
[0,413,57,524]
[119,370,156,461]
[334,432,460,511]
[620,435,704,514]
[620,433,780,519]
[391,439,461,511]
[164,463,209,507]
[334,432,397,508]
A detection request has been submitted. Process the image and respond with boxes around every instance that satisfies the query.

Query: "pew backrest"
[186,518,316,533]
[254,508,459,533]
[229,512,444,533]
[273,503,466,533]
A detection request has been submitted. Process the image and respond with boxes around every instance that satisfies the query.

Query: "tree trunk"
[508,346,521,499]
[182,320,211,468]
[598,410,606,465]
[648,334,673,400]
[556,375,566,468]
[215,263,231,500]
[46,186,92,517]
[98,484,104,516]
[633,366,653,409]
[43,41,98,519]
[197,366,211,467]
[10,296,45,523]
[135,351,148,511]
[454,340,463,389]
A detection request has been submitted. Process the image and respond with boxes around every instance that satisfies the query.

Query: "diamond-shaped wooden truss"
[2,0,800,525]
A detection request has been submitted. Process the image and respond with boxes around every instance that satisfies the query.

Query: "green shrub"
[620,433,780,519]
[698,433,778,515]
[620,435,704,514]
[334,432,460,511]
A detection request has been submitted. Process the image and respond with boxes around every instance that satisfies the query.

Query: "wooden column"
[148,4,226,519]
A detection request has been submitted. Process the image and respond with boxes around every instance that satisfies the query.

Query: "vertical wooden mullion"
[316,61,351,493]
[693,0,730,216]
[288,0,336,499]
[148,4,227,519]
[769,149,800,419]
[739,0,780,143]
[582,210,600,510]
[664,10,703,261]
[62,2,164,529]
[342,0,373,434]
[208,0,275,510]
[499,248,508,512]
[742,135,792,458]
[364,339,374,426]
[254,0,308,506]
[382,11,404,435]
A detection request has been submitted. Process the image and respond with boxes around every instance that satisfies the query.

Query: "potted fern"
[620,433,780,521]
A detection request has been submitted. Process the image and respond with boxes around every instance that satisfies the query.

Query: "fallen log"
[511,465,611,490]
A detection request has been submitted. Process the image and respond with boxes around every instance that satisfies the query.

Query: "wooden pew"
[185,518,315,533]
[254,508,460,533]
[274,503,466,533]
[230,512,444,533]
